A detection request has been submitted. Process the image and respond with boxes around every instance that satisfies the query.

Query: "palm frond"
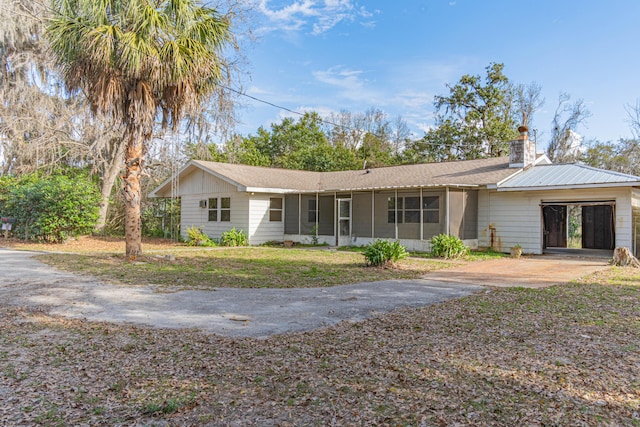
[47,0,233,131]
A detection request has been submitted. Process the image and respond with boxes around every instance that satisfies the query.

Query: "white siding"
[632,189,640,256]
[178,168,236,196]
[478,187,634,254]
[181,192,250,241]
[178,170,250,241]
[248,194,285,244]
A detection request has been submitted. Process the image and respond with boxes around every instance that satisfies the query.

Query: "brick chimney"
[509,126,536,168]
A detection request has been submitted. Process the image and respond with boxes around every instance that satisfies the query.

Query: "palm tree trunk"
[123,130,144,257]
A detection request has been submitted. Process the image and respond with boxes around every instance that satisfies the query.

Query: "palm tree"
[47,0,232,257]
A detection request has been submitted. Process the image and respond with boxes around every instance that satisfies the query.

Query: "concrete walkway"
[0,249,610,338]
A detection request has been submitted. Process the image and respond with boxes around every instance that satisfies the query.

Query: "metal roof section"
[498,163,640,191]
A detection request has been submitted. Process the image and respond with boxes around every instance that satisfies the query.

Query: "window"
[208,197,231,222]
[208,198,218,221]
[388,195,439,224]
[269,197,283,222]
[308,199,318,223]
[387,197,397,223]
[423,196,439,223]
[220,197,231,222]
[404,197,420,223]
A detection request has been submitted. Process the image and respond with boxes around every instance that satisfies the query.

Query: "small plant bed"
[37,247,449,289]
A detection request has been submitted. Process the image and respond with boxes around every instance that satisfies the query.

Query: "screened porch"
[283,188,478,249]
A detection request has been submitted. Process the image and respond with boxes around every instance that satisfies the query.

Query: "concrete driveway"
[425,254,610,288]
[0,248,609,338]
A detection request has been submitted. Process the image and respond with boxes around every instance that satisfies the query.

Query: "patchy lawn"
[7,235,492,289]
[1,267,639,426]
[36,246,451,289]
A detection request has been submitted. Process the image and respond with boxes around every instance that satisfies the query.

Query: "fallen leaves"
[1,272,639,426]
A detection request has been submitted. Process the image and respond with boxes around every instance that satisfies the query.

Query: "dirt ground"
[0,235,182,253]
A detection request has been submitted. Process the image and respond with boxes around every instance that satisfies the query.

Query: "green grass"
[37,247,449,289]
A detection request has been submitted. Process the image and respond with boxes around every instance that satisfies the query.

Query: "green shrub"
[220,227,248,247]
[185,226,216,247]
[310,224,319,245]
[4,174,100,243]
[363,239,407,267]
[430,234,468,259]
[142,199,180,239]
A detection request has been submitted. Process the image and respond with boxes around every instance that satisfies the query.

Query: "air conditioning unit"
[199,200,207,208]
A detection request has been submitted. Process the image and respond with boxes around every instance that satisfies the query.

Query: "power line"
[42,1,516,150]
[215,83,356,132]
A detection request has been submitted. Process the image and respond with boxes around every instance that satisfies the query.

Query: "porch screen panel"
[284,194,299,235]
[318,196,334,236]
[462,190,478,240]
[373,192,396,238]
[422,191,446,240]
[352,192,372,238]
[398,191,421,240]
[448,190,464,238]
[300,194,316,235]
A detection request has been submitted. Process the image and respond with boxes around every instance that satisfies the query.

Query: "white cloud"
[313,66,364,89]
[312,65,386,105]
[258,0,376,35]
[392,90,434,111]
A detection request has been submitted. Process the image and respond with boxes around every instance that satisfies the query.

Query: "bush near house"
[220,227,248,247]
[184,226,217,247]
[3,174,100,243]
[363,239,407,267]
[430,233,469,259]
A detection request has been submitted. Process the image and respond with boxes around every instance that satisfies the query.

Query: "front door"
[337,199,352,246]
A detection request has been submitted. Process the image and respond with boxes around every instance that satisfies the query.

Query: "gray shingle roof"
[151,158,640,198]
[190,156,518,193]
[498,163,640,190]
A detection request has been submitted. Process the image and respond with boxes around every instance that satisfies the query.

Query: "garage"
[542,201,615,251]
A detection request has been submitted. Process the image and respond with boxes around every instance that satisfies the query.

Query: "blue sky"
[232,0,640,150]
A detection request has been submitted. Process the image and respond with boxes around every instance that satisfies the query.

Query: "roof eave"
[245,184,485,194]
[244,187,313,194]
